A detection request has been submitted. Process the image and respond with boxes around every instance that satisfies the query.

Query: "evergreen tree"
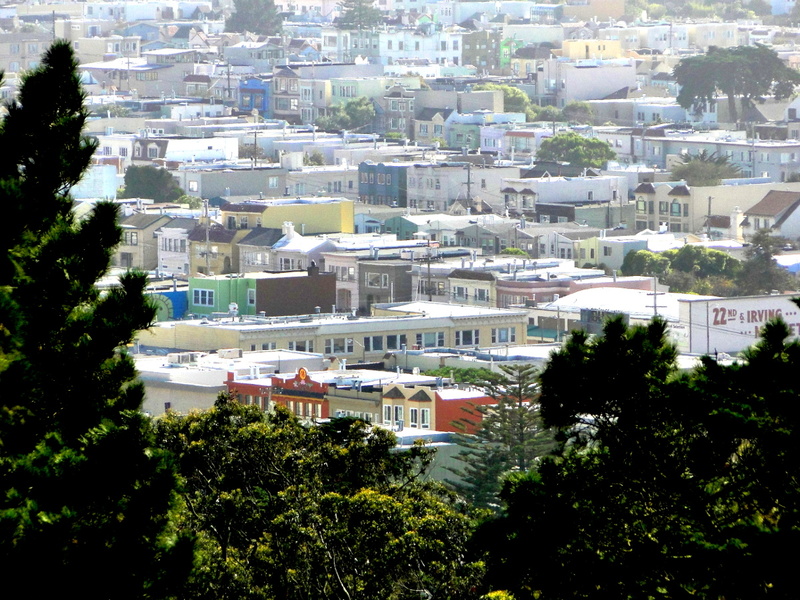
[225,0,282,35]
[121,164,184,203]
[484,314,800,599]
[0,41,192,599]
[737,229,794,295]
[337,0,383,30]
[447,365,555,510]
[671,149,742,186]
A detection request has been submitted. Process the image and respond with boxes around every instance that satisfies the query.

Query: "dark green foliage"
[472,83,534,118]
[121,165,184,203]
[423,366,504,386]
[225,0,281,35]
[337,0,383,30]
[0,41,192,599]
[737,229,795,295]
[622,245,743,295]
[447,365,555,510]
[303,150,325,165]
[671,150,742,185]
[536,131,616,168]
[316,96,376,132]
[675,45,800,123]
[561,101,593,124]
[155,396,485,600]
[484,314,800,599]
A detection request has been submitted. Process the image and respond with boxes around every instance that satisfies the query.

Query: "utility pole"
[427,237,433,302]
[466,162,472,202]
[707,195,712,239]
[204,199,210,276]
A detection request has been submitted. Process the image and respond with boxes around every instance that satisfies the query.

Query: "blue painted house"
[358,161,410,208]
[239,75,273,118]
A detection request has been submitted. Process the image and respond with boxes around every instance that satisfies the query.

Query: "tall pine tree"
[0,41,192,599]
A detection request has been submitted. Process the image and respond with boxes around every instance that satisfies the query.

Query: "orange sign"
[298,367,308,380]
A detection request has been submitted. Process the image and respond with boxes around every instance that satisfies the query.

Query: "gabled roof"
[408,389,433,402]
[745,190,800,225]
[416,107,454,121]
[633,182,656,194]
[188,225,238,243]
[121,213,171,229]
[238,227,284,247]
[704,215,731,228]
[157,217,197,231]
[383,386,406,399]
[668,184,691,196]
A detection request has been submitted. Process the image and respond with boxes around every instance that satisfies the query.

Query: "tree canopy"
[155,396,486,600]
[671,150,742,186]
[316,96,376,132]
[472,83,536,120]
[225,0,282,35]
[484,314,800,599]
[536,131,616,169]
[121,164,184,203]
[337,0,383,30]
[675,44,800,123]
[447,365,555,510]
[0,41,192,599]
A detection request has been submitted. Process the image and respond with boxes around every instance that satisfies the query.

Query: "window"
[383,404,393,425]
[386,334,407,350]
[491,327,517,344]
[416,331,444,347]
[410,407,419,427]
[289,340,314,352]
[603,246,612,257]
[659,201,668,215]
[123,231,138,246]
[262,342,276,350]
[420,408,430,428]
[363,335,383,351]
[394,405,404,425]
[247,288,256,306]
[193,289,215,306]
[476,288,489,302]
[325,337,354,354]
[268,176,278,188]
[455,329,480,346]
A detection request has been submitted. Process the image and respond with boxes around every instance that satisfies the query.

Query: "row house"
[446,110,527,150]
[220,197,355,235]
[377,25,466,66]
[114,213,173,271]
[223,39,286,72]
[155,217,197,277]
[632,180,800,236]
[0,32,52,74]
[187,266,336,319]
[534,57,637,108]
[500,175,628,217]
[319,27,381,62]
[358,161,411,207]
[406,162,519,213]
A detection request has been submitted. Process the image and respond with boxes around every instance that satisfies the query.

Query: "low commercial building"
[140,301,529,359]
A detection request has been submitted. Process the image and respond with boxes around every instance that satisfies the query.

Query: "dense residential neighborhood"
[5,0,800,597]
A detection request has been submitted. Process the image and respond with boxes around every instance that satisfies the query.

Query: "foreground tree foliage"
[0,41,192,598]
[155,397,485,600]
[483,315,800,599]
